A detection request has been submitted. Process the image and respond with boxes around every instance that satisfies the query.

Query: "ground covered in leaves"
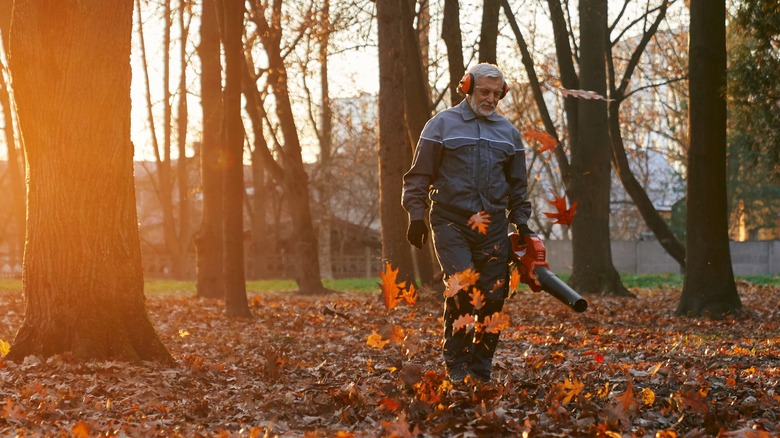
[0,283,779,437]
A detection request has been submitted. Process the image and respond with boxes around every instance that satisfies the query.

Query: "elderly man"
[402,63,532,383]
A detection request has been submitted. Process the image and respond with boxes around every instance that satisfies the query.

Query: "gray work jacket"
[402,99,531,226]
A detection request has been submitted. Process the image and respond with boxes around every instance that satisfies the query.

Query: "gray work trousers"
[430,206,511,381]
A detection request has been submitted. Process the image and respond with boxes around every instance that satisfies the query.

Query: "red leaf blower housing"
[510,232,588,313]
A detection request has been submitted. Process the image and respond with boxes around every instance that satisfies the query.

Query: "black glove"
[406,220,429,249]
[516,223,533,237]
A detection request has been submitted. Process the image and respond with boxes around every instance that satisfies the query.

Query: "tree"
[565,0,630,296]
[726,0,780,239]
[377,0,416,286]
[221,0,251,317]
[442,0,466,106]
[247,0,329,294]
[7,0,171,361]
[399,0,437,286]
[194,0,225,298]
[134,0,193,280]
[479,0,500,63]
[677,0,740,317]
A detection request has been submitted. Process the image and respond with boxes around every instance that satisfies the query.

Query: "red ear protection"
[459,73,509,99]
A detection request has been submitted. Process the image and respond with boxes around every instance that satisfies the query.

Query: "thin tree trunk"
[318,0,334,279]
[7,0,171,362]
[248,0,327,294]
[221,0,251,317]
[677,0,740,317]
[0,67,24,253]
[195,0,225,298]
[176,0,191,276]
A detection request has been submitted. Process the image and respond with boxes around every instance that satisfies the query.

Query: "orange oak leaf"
[366,332,390,349]
[379,262,403,310]
[444,274,465,299]
[522,129,558,153]
[467,211,491,234]
[545,191,577,226]
[458,268,480,288]
[482,312,510,334]
[402,284,417,306]
[452,314,476,332]
[509,266,521,292]
[444,268,480,299]
[469,289,485,310]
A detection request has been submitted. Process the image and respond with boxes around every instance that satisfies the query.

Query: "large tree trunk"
[677,0,740,317]
[400,0,437,286]
[195,0,225,298]
[7,0,171,362]
[221,0,251,317]
[377,0,415,286]
[442,0,465,106]
[479,0,500,64]
[568,0,631,296]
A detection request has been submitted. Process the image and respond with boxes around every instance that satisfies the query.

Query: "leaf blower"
[509,232,588,313]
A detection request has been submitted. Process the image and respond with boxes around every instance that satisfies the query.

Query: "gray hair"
[468,63,504,83]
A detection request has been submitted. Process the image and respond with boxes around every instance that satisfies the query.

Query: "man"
[402,63,532,383]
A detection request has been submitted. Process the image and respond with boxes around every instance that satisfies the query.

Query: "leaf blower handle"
[509,232,588,313]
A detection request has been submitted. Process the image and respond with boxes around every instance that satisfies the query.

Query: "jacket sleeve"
[506,129,532,226]
[402,118,443,221]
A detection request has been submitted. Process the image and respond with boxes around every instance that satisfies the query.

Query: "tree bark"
[195,0,225,298]
[442,0,465,106]
[479,0,500,64]
[221,0,251,317]
[400,0,437,286]
[7,0,172,362]
[677,0,740,317]
[377,0,416,287]
[568,0,631,296]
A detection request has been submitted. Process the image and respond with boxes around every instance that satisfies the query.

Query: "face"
[467,76,504,117]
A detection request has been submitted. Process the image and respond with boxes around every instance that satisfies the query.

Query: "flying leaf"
[401,284,417,306]
[366,332,390,349]
[559,87,614,101]
[509,267,520,292]
[469,289,485,310]
[482,312,510,334]
[444,268,480,299]
[379,262,403,310]
[444,274,465,299]
[458,268,480,289]
[0,339,9,357]
[452,314,476,333]
[522,129,558,153]
[467,211,492,234]
[545,191,577,226]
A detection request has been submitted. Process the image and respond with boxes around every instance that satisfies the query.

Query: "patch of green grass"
[620,273,684,289]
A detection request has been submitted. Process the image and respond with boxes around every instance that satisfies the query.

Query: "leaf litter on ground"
[0,283,778,436]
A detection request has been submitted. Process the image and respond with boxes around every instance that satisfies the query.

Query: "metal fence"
[4,239,779,280]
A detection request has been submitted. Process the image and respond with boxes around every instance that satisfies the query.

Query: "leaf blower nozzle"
[510,232,588,313]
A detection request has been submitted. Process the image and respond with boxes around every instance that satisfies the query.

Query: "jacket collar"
[456,99,503,122]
